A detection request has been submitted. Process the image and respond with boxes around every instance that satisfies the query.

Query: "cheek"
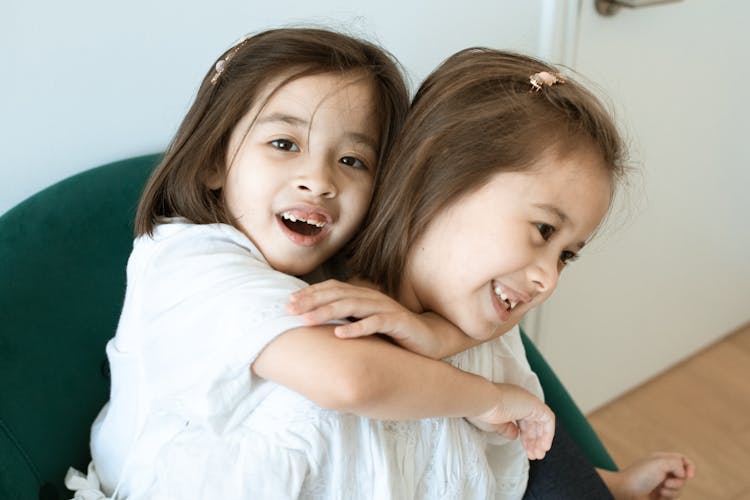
[349,182,375,219]
[222,172,249,217]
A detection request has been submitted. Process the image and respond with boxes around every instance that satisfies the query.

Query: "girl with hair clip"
[72,29,559,499]
[73,27,414,498]
[286,49,696,499]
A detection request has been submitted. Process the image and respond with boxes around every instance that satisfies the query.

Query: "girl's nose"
[295,161,337,199]
[527,252,560,294]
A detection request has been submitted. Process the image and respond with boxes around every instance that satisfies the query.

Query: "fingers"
[656,485,682,499]
[655,452,696,480]
[288,281,400,325]
[618,451,695,499]
[495,422,520,440]
[518,409,554,460]
[334,315,390,338]
[649,456,693,499]
[288,287,398,327]
[681,455,696,479]
[656,474,690,499]
[296,297,374,325]
[485,384,555,461]
[287,280,355,315]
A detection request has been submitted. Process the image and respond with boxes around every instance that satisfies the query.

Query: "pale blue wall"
[2,0,545,214]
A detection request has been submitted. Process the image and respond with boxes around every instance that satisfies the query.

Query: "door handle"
[595,0,682,17]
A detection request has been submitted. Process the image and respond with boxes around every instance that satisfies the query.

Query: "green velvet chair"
[0,154,616,499]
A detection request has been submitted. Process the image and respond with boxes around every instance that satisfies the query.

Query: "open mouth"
[493,281,519,312]
[279,210,328,237]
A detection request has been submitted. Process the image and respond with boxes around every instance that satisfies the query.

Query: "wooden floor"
[588,323,750,499]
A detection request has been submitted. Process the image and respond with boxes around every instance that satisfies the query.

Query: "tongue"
[283,219,322,236]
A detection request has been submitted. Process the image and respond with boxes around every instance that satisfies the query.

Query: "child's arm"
[253,324,554,460]
[597,453,696,499]
[287,279,486,359]
[287,280,552,455]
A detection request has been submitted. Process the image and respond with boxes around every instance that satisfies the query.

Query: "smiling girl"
[77,29,556,500]
[285,49,695,499]
[80,28,410,498]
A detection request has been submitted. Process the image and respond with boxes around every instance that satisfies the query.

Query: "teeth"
[281,211,326,228]
[493,283,518,311]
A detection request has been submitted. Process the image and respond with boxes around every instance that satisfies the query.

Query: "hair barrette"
[529,71,565,92]
[210,35,251,85]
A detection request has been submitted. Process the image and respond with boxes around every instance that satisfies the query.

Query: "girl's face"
[212,72,380,276]
[402,147,612,340]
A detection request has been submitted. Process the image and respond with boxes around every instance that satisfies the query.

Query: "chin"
[474,319,520,341]
[464,326,499,341]
[271,258,320,277]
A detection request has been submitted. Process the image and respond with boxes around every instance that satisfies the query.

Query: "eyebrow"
[256,112,378,153]
[256,112,309,128]
[534,203,587,250]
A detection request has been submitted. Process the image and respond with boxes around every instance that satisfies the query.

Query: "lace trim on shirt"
[65,462,112,500]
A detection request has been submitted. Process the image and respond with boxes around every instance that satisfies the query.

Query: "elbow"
[315,361,381,414]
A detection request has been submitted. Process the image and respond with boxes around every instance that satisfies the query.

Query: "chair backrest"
[0,153,615,499]
[0,154,159,500]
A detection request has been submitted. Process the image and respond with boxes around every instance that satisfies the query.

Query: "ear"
[204,163,225,190]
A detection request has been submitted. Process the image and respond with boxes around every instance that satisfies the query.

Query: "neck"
[395,269,423,314]
[349,274,423,314]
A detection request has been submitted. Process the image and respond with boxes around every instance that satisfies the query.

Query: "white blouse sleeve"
[119,223,311,420]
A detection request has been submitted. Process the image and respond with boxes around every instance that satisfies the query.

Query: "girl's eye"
[559,250,578,265]
[270,139,300,152]
[535,223,556,241]
[340,156,368,170]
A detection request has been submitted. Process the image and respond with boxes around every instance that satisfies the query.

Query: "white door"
[528,0,750,412]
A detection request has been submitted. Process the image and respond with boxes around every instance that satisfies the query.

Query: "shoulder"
[130,218,307,294]
[135,219,264,272]
[139,218,263,261]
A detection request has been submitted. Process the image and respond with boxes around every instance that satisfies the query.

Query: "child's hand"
[287,280,445,358]
[609,452,695,500]
[466,383,555,460]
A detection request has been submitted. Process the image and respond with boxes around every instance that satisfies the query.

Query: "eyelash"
[536,222,555,241]
[340,156,368,171]
[270,138,299,152]
[559,250,578,265]
[269,139,369,171]
[535,223,579,265]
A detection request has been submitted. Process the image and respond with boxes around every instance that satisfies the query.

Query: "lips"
[494,283,519,312]
[490,280,530,321]
[276,206,333,246]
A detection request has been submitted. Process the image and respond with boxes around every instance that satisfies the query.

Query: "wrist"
[470,378,508,418]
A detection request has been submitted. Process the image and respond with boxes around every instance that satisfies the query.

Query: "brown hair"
[350,48,626,297]
[135,28,409,236]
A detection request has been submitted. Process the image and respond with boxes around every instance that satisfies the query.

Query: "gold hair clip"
[210,35,251,85]
[529,71,565,92]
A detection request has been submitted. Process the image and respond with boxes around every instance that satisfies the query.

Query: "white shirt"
[88,220,543,499]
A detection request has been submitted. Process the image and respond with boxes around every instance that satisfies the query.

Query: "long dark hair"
[351,48,626,297]
[135,28,409,236]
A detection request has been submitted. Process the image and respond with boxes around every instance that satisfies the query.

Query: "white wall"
[2,0,543,214]
[7,0,747,414]
[532,0,750,412]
